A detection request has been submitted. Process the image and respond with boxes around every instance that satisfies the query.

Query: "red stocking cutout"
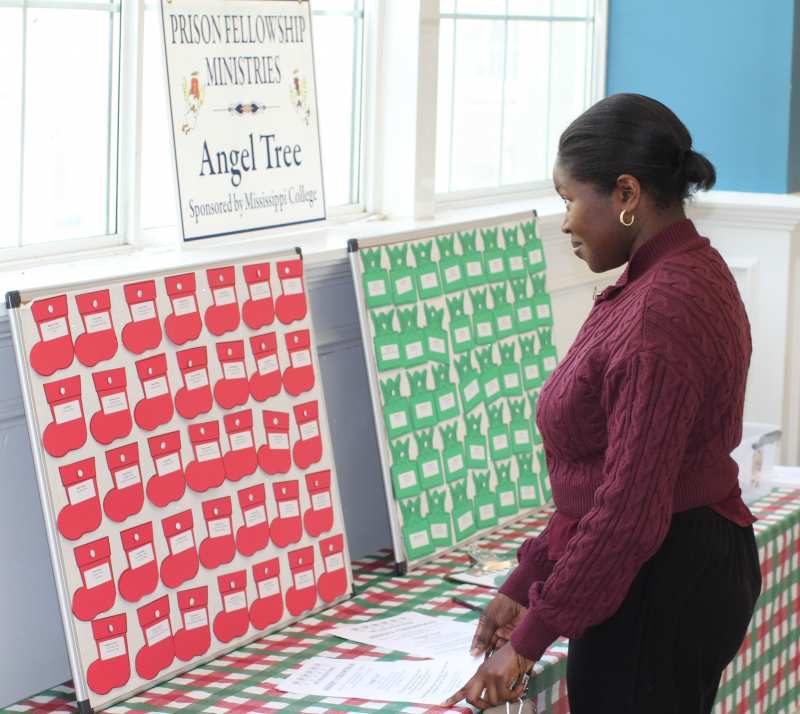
[134,354,174,431]
[285,546,317,617]
[43,375,87,458]
[72,537,115,621]
[174,586,211,661]
[292,400,323,470]
[213,571,250,643]
[317,534,348,603]
[236,483,269,557]
[87,614,130,695]
[258,411,291,475]
[90,367,132,445]
[204,267,240,336]
[57,458,102,540]
[164,273,202,346]
[303,470,334,537]
[242,262,275,329]
[282,329,315,396]
[135,595,175,680]
[74,289,117,367]
[185,421,226,493]
[121,280,162,355]
[29,294,74,376]
[275,258,307,324]
[223,409,257,481]
[199,496,235,570]
[118,522,159,603]
[175,346,213,419]
[103,442,144,523]
[146,431,185,508]
[271,480,302,548]
[249,332,282,402]
[160,510,199,589]
[214,340,249,409]
[250,558,283,629]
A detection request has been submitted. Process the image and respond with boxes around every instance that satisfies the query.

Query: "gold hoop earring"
[619,209,635,227]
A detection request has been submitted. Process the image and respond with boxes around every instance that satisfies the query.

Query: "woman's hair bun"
[683,149,716,193]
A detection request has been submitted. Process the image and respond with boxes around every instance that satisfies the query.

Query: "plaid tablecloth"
[6,490,799,714]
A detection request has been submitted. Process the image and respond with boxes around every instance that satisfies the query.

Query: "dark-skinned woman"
[445,93,762,714]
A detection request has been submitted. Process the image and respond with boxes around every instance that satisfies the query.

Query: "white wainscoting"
[0,193,798,705]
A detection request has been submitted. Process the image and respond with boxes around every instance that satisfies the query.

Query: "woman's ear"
[614,174,641,211]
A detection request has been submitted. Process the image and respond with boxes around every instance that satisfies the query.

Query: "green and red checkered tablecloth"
[6,490,799,714]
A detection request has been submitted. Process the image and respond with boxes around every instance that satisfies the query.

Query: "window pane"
[448,18,505,191]
[22,8,119,244]
[508,0,552,16]
[552,0,588,17]
[0,9,22,249]
[501,20,550,185]
[312,7,362,207]
[141,7,177,229]
[436,17,455,194]
[455,0,506,13]
[546,20,588,168]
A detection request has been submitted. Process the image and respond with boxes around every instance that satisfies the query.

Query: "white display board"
[6,249,351,712]
[349,212,556,572]
[161,0,326,241]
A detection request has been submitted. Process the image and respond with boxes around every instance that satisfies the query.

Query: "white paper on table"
[276,653,482,706]
[323,611,476,658]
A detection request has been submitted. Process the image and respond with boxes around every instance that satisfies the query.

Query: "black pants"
[566,507,761,714]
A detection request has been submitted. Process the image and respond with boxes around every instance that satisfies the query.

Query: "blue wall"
[607,0,798,194]
[790,1,800,192]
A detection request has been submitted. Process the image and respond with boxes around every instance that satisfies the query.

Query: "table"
[6,489,799,714]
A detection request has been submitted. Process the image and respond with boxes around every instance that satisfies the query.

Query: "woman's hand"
[469,592,527,656]
[443,641,533,708]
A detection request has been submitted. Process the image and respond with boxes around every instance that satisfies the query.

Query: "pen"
[450,596,483,613]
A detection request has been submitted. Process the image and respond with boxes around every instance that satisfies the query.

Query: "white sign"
[161,0,326,241]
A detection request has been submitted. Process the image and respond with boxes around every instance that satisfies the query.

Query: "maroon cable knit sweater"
[500,219,756,662]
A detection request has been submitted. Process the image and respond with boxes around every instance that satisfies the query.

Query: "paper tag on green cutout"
[391,268,417,305]
[484,249,507,283]
[539,345,558,377]
[440,256,467,294]
[415,264,443,300]
[510,419,533,454]
[506,245,527,279]
[426,327,450,365]
[383,399,412,440]
[374,333,404,372]
[443,445,467,482]
[435,383,460,422]
[411,392,437,430]
[465,435,488,469]
[526,243,546,273]
[522,354,544,390]
[494,305,515,339]
[518,476,542,508]
[533,294,554,327]
[450,316,475,354]
[464,254,486,287]
[363,270,392,309]
[497,485,518,516]
[391,461,421,500]
[489,425,512,462]
[459,376,484,415]
[475,493,499,529]
[403,519,435,560]
[514,299,537,333]
[453,502,477,541]
[417,451,444,490]
[501,364,523,397]
[402,331,427,368]
[429,516,453,547]
[481,370,504,407]
[473,311,495,346]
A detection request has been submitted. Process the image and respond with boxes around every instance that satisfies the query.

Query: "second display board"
[349,211,556,571]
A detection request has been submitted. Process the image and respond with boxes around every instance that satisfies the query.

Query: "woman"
[445,94,762,713]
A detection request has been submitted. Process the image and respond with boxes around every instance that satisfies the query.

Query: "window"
[0,0,121,251]
[436,0,605,197]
